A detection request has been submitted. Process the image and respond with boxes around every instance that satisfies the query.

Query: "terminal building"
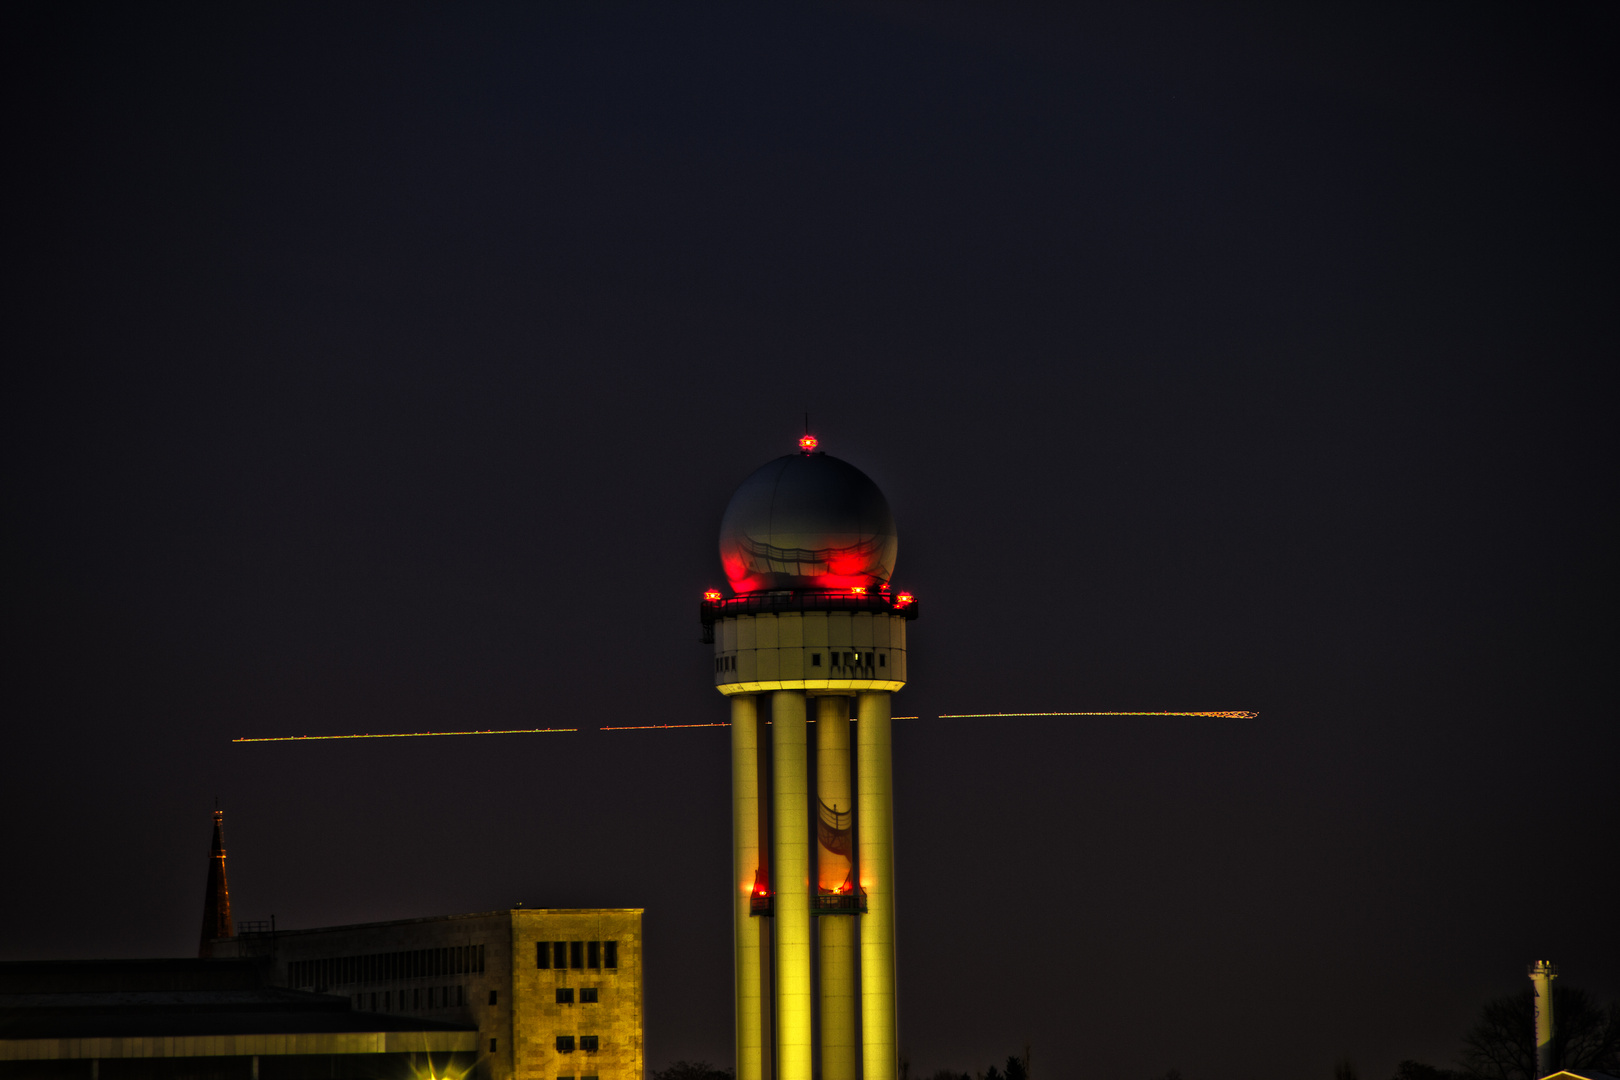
[214,906,644,1080]
[1,811,643,1080]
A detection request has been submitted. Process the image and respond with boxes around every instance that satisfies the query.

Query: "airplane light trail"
[936,711,1259,719]
[233,728,576,743]
[237,713,1256,741]
[601,723,734,731]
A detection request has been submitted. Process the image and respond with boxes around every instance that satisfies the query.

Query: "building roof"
[0,959,474,1045]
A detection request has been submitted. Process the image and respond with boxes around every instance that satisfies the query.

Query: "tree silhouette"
[1458,985,1620,1080]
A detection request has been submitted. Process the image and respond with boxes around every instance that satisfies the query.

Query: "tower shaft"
[857,691,899,1080]
[771,691,814,1080]
[732,695,767,1080]
[816,697,857,1080]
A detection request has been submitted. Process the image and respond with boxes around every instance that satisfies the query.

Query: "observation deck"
[701,589,918,644]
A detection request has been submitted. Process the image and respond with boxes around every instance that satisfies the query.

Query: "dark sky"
[5,4,1616,1079]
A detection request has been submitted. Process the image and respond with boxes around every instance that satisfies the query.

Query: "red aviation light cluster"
[704,588,723,602]
[799,433,819,453]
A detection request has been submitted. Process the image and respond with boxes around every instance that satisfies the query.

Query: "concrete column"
[816,696,857,1080]
[732,696,766,1080]
[1530,960,1557,1079]
[857,691,899,1080]
[771,690,813,1080]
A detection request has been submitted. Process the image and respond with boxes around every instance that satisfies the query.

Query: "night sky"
[5,5,1616,1079]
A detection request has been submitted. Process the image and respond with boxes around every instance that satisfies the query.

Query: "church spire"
[197,805,233,958]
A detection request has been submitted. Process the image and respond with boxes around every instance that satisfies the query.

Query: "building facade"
[215,908,642,1080]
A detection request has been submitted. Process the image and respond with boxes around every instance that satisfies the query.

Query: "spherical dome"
[719,450,898,594]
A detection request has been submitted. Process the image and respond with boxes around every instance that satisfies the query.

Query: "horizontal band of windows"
[288,944,484,989]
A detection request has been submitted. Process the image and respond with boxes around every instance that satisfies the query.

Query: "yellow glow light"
[233,728,576,743]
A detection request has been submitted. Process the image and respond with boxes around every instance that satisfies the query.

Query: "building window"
[581,1036,599,1052]
[582,1075,599,1080]
[413,988,421,1009]
[538,941,550,968]
[570,941,584,969]
[556,988,574,1004]
[490,1039,498,1053]
[587,941,600,969]
[370,993,377,1011]
[811,653,821,667]
[489,990,498,1006]
[580,987,598,1003]
[879,653,886,666]
[603,941,618,970]
[553,941,567,968]
[556,1036,576,1053]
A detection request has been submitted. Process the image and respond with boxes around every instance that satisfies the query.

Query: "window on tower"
[556,988,574,1004]
[587,941,600,969]
[570,942,584,969]
[538,942,550,968]
[580,987,598,1003]
[553,942,567,968]
[811,653,821,666]
[581,1036,599,1052]
[556,1036,576,1053]
[603,941,618,969]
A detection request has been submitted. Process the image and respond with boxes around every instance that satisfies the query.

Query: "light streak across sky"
[936,711,1259,719]
[237,713,1255,741]
[600,723,733,731]
[232,728,576,743]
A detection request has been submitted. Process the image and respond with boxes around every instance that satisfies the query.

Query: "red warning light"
[851,585,867,596]
[799,433,819,453]
[703,589,723,602]
[895,592,915,607]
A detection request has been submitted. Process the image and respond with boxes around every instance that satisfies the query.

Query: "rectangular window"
[581,1036,599,1052]
[458,985,465,1006]
[370,993,376,1011]
[553,941,567,968]
[413,988,421,1009]
[489,990,498,1006]
[556,988,574,1004]
[580,988,598,1003]
[879,653,886,667]
[811,653,821,667]
[556,1036,576,1053]
[570,941,584,969]
[538,941,550,968]
[603,941,618,970]
[582,1075,599,1080]
[587,941,600,969]
[490,1039,498,1053]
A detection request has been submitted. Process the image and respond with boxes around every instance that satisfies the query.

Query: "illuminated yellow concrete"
[732,695,766,1080]
[857,691,899,1080]
[1531,960,1556,1080]
[715,612,908,695]
[816,696,856,1080]
[771,690,813,1080]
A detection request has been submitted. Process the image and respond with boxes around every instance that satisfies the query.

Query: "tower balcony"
[701,589,918,644]
[748,890,869,916]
